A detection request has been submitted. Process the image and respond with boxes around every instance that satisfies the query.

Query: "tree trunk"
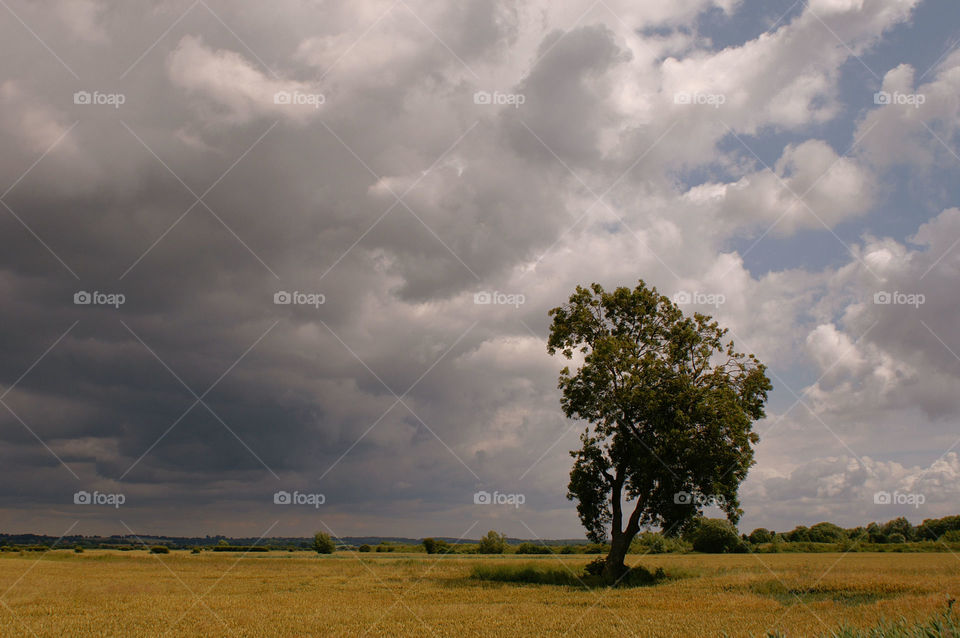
[602,532,631,583]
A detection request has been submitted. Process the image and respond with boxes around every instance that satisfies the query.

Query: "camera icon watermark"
[274,291,325,308]
[74,290,125,308]
[273,490,325,508]
[473,290,525,308]
[672,290,725,308]
[674,91,726,108]
[873,490,925,508]
[673,491,726,507]
[273,90,325,109]
[73,490,125,508]
[473,90,525,108]
[73,90,125,109]
[874,91,925,109]
[873,291,925,308]
[473,490,525,508]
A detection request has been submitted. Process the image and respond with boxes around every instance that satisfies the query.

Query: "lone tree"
[547,281,770,582]
[313,532,336,554]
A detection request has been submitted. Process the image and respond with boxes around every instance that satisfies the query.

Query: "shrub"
[358,544,372,553]
[73,546,84,553]
[888,532,906,544]
[191,547,201,554]
[689,519,746,553]
[422,538,451,554]
[313,532,336,554]
[584,557,606,576]
[477,530,507,555]
[150,545,169,554]
[559,545,574,554]
[514,542,552,554]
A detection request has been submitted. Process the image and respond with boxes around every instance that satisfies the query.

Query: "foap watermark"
[874,490,925,508]
[672,290,725,308]
[474,490,525,508]
[73,90,125,109]
[473,290,525,308]
[74,290,125,308]
[874,291,925,308]
[74,490,125,508]
[473,90,525,108]
[674,91,726,108]
[874,91,925,109]
[673,491,727,507]
[274,291,325,308]
[273,90,325,109]
[274,490,325,508]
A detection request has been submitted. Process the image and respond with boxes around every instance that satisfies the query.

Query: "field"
[1,550,958,637]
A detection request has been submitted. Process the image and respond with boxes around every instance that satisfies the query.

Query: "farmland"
[1,550,957,637]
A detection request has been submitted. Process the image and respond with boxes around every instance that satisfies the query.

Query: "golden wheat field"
[0,550,957,637]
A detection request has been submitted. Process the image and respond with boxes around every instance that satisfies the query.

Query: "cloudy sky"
[1,0,958,541]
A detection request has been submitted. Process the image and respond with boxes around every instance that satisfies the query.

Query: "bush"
[211,545,268,552]
[584,557,606,576]
[150,545,170,554]
[888,532,906,544]
[514,542,552,555]
[477,530,507,555]
[73,546,84,553]
[422,538,452,554]
[313,532,336,554]
[689,519,746,553]
[358,544,372,553]
[191,547,201,554]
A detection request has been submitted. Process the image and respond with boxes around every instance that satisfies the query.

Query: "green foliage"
[149,545,169,554]
[765,602,960,637]
[358,544,372,553]
[477,530,508,555]
[808,522,847,543]
[73,546,84,553]
[211,545,268,552]
[422,538,452,554]
[748,528,774,544]
[547,280,770,570]
[312,532,336,555]
[688,519,747,554]
[888,533,906,544]
[882,517,915,542]
[629,532,688,554]
[940,530,960,543]
[513,542,553,554]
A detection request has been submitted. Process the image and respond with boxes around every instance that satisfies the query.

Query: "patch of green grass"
[750,579,902,607]
[767,604,960,637]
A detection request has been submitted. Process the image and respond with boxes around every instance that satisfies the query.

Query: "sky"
[0,0,958,541]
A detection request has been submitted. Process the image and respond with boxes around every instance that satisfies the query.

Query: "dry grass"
[0,550,957,637]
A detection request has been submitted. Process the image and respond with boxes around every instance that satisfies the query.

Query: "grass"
[0,550,958,636]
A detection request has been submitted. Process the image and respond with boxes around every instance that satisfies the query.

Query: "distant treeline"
[2,515,958,553]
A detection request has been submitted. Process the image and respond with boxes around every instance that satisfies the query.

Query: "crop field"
[0,550,957,637]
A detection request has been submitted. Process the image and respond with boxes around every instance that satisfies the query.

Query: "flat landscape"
[1,550,957,637]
